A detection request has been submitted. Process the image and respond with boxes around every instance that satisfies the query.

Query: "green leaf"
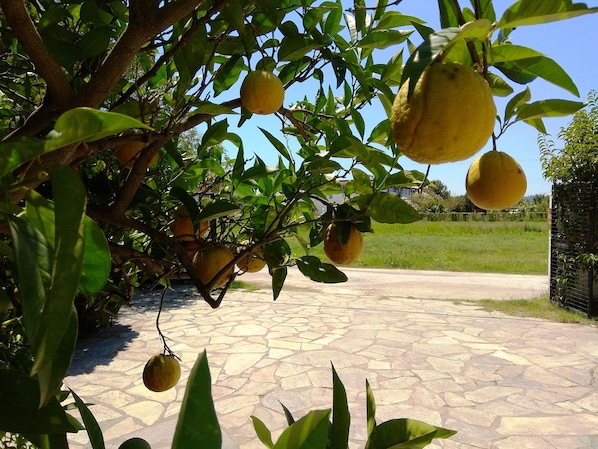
[0,371,80,435]
[31,166,86,382]
[78,218,111,295]
[213,55,243,96]
[296,256,348,283]
[515,99,586,121]
[365,380,376,437]
[7,216,51,350]
[0,108,151,177]
[357,193,422,224]
[202,119,229,147]
[260,127,292,162]
[330,364,350,449]
[489,44,579,96]
[71,389,105,449]
[272,409,331,449]
[357,29,413,49]
[36,307,78,409]
[251,416,274,449]
[269,266,287,301]
[196,200,241,221]
[498,0,598,28]
[364,418,457,449]
[25,190,110,296]
[504,88,532,123]
[173,351,222,449]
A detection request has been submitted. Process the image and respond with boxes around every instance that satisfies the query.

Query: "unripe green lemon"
[240,71,284,115]
[390,62,496,164]
[465,150,527,210]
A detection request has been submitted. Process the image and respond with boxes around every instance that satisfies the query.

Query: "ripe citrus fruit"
[390,62,496,164]
[115,141,157,169]
[240,70,284,115]
[465,150,527,210]
[170,206,195,242]
[118,438,152,449]
[323,223,364,265]
[237,249,266,273]
[192,245,234,288]
[142,354,181,392]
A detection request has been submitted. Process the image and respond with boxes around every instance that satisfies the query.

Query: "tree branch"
[0,0,73,109]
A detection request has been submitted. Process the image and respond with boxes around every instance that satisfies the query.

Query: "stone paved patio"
[64,268,598,449]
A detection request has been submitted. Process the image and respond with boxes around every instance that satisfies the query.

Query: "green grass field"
[290,220,549,275]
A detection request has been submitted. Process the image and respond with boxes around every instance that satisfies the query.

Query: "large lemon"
[240,70,284,115]
[323,223,364,266]
[142,354,181,392]
[192,245,234,288]
[390,62,496,164]
[465,150,527,210]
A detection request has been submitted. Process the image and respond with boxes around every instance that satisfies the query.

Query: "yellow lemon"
[465,150,527,210]
[115,141,157,169]
[323,223,364,266]
[240,70,284,115]
[142,354,181,392]
[170,206,195,242]
[237,250,266,273]
[192,245,234,288]
[390,62,496,164]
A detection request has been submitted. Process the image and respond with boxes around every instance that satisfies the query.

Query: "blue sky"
[226,1,598,197]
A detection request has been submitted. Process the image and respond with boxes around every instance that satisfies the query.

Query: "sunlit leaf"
[498,0,598,28]
[330,364,350,449]
[364,419,457,449]
[251,416,274,449]
[272,409,331,449]
[357,193,422,224]
[173,351,221,449]
[515,99,586,121]
[296,256,348,283]
[0,108,151,177]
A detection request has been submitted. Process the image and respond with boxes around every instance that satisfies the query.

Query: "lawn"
[289,220,549,275]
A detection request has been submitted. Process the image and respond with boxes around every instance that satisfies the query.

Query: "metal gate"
[549,182,598,317]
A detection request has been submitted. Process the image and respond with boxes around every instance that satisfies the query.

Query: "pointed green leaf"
[357,29,413,49]
[260,127,292,162]
[172,351,222,449]
[280,402,296,426]
[504,88,532,123]
[498,0,598,28]
[202,119,229,147]
[273,409,331,449]
[366,380,376,437]
[251,416,274,449]
[515,99,586,121]
[296,256,348,283]
[196,200,241,221]
[330,365,350,449]
[364,418,457,449]
[357,193,422,224]
[31,166,86,380]
[71,389,105,449]
[269,266,287,301]
[7,216,51,349]
[489,44,579,96]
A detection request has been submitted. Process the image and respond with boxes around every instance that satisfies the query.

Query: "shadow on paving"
[70,323,139,375]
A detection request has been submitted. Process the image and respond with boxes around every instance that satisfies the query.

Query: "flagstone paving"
[64,268,598,449]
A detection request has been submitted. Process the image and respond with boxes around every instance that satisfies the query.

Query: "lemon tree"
[0,1,597,446]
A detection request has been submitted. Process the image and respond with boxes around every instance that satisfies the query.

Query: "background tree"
[540,90,598,183]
